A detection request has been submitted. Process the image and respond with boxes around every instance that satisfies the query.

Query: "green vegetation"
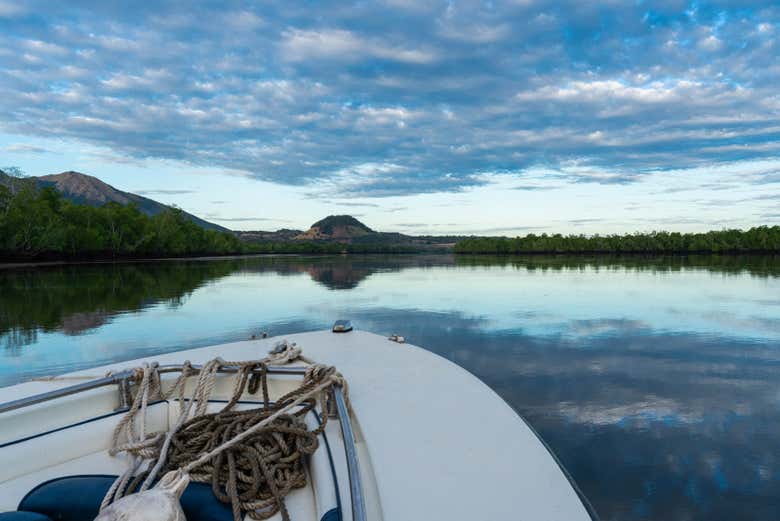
[454,228,780,254]
[3,169,777,259]
[0,181,244,259]
[0,182,421,259]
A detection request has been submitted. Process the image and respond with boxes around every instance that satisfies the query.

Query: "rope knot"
[130,366,145,382]
[304,364,336,385]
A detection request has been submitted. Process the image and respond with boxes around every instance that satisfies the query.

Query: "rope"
[102,342,346,521]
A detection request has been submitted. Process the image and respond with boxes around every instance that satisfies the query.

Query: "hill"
[0,170,245,259]
[234,229,304,242]
[235,215,458,251]
[295,215,373,240]
[1,170,227,232]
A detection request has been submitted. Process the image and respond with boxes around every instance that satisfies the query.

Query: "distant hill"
[234,228,304,242]
[1,170,227,232]
[235,214,458,251]
[296,215,374,240]
[2,171,457,251]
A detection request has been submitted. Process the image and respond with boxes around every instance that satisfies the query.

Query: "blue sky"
[0,0,778,234]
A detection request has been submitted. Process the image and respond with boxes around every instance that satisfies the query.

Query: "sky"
[0,0,778,235]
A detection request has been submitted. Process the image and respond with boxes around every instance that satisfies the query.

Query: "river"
[1,254,779,520]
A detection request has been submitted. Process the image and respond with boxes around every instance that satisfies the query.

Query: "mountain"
[28,171,227,232]
[295,215,374,240]
[235,215,458,251]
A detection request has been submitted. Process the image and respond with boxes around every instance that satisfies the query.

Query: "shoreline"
[0,253,315,270]
[2,250,778,270]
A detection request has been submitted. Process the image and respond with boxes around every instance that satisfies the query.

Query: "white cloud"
[281,28,360,61]
[221,11,264,31]
[515,79,702,104]
[437,22,510,43]
[4,143,52,154]
[23,39,68,56]
[355,105,420,127]
[698,34,723,51]
[101,69,174,90]
[0,1,23,17]
[0,0,778,209]
[280,28,437,64]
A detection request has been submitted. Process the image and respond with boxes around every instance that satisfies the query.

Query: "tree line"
[454,227,780,254]
[0,181,420,260]
[0,180,246,259]
[5,174,776,259]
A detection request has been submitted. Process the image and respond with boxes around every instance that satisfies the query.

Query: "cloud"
[4,143,52,154]
[0,1,24,17]
[568,218,606,226]
[0,1,778,198]
[393,222,428,228]
[753,194,780,200]
[280,28,437,64]
[514,79,698,104]
[135,189,196,195]
[207,216,276,222]
[511,185,557,191]
[310,161,484,197]
[698,34,723,52]
[456,225,548,234]
[331,201,380,208]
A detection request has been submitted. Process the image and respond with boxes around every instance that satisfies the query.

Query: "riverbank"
[0,245,434,267]
[5,251,780,280]
[0,252,337,270]
[454,226,780,254]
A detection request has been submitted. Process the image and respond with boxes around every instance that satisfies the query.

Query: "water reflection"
[0,255,443,349]
[342,306,780,520]
[3,254,779,350]
[1,254,780,520]
[455,253,780,277]
[0,261,237,349]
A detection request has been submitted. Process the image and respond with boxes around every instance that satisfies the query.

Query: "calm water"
[2,254,780,520]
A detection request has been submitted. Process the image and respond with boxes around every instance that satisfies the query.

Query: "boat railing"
[0,364,367,521]
[0,364,308,413]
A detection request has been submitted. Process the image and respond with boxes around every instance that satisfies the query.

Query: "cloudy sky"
[0,0,778,234]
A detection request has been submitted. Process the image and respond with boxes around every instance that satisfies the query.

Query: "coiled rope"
[101,342,346,521]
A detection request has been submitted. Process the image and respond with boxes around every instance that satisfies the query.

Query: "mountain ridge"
[1,170,228,232]
[2,170,454,249]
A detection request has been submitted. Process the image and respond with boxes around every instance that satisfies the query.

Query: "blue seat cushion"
[0,512,52,521]
[18,475,233,521]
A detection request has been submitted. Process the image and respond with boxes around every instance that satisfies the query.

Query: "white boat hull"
[0,329,595,520]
